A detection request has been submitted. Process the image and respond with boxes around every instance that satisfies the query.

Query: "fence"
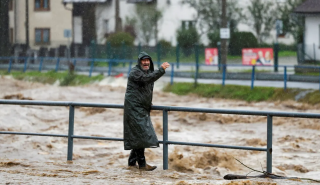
[1,56,320,91]
[0,99,320,173]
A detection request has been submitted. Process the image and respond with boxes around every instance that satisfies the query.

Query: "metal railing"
[1,99,320,172]
[1,56,320,91]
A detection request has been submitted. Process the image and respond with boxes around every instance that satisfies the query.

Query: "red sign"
[205,48,218,65]
[242,48,274,65]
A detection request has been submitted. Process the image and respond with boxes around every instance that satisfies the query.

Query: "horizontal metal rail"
[0,99,319,173]
[1,100,319,118]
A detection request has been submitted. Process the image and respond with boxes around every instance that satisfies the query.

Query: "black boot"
[136,148,157,171]
[128,149,137,167]
[135,148,146,168]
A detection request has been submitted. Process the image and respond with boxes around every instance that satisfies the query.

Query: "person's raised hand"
[161,62,170,70]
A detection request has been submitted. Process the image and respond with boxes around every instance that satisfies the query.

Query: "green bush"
[177,27,199,56]
[207,31,220,47]
[106,32,135,60]
[158,39,172,57]
[229,32,258,56]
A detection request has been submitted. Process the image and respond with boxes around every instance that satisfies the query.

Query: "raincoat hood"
[137,51,154,72]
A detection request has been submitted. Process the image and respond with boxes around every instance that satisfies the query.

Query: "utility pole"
[25,0,29,49]
[115,0,122,32]
[220,0,228,66]
[0,0,10,56]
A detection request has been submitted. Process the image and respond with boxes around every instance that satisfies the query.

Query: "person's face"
[258,51,263,58]
[141,58,150,71]
[265,51,270,59]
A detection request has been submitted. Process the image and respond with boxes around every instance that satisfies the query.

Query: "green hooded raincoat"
[123,52,165,150]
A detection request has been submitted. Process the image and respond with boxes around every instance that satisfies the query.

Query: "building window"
[35,0,50,11]
[103,20,109,34]
[10,28,13,43]
[9,0,13,11]
[35,28,50,44]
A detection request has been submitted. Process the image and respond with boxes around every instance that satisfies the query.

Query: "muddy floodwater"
[0,75,319,185]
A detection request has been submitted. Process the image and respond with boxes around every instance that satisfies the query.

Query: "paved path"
[160,76,319,90]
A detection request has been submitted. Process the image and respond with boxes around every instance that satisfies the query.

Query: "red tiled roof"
[294,0,320,14]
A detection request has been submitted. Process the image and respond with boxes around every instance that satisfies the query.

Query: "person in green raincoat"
[123,51,170,171]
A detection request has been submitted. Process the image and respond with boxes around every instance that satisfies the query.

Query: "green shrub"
[229,32,258,56]
[207,31,220,47]
[177,27,199,56]
[158,39,172,57]
[106,32,135,59]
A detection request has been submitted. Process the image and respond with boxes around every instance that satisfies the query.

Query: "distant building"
[294,0,320,61]
[9,0,73,50]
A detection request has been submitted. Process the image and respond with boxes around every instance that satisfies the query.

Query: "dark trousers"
[128,148,146,167]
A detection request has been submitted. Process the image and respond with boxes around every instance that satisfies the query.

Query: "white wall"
[95,0,196,45]
[305,16,320,60]
[95,0,295,46]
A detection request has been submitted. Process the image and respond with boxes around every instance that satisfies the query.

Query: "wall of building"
[95,0,295,46]
[28,1,73,49]
[8,0,73,49]
[305,16,320,60]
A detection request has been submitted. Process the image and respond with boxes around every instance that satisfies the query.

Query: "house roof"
[63,0,108,3]
[294,0,320,14]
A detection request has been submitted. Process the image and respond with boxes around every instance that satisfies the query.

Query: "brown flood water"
[0,76,319,185]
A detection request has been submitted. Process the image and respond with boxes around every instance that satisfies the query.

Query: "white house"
[95,0,196,46]
[64,0,296,47]
[294,0,320,61]
[9,0,73,49]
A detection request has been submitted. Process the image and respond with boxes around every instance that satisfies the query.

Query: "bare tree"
[246,0,278,44]
[277,0,305,43]
[115,0,122,32]
[182,0,243,36]
[134,3,162,46]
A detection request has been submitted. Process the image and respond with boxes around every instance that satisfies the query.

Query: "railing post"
[73,59,77,68]
[284,66,287,90]
[251,65,255,90]
[67,105,75,161]
[318,67,320,92]
[170,64,174,85]
[39,58,43,72]
[267,115,273,173]
[314,43,316,61]
[274,43,279,72]
[108,60,112,76]
[23,58,28,73]
[128,61,132,77]
[176,43,180,69]
[55,58,60,72]
[89,59,94,77]
[8,57,13,73]
[222,64,226,86]
[163,109,168,170]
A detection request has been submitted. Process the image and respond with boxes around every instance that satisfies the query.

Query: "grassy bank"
[0,70,104,86]
[164,82,320,105]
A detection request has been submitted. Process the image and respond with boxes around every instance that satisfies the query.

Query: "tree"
[182,0,244,37]
[134,3,162,46]
[277,0,305,43]
[0,0,10,57]
[246,0,278,44]
[177,27,199,56]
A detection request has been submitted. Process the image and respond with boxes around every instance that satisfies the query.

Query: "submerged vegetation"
[164,82,320,105]
[0,70,104,86]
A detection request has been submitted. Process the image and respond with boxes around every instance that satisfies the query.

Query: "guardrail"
[1,99,320,173]
[0,56,320,91]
